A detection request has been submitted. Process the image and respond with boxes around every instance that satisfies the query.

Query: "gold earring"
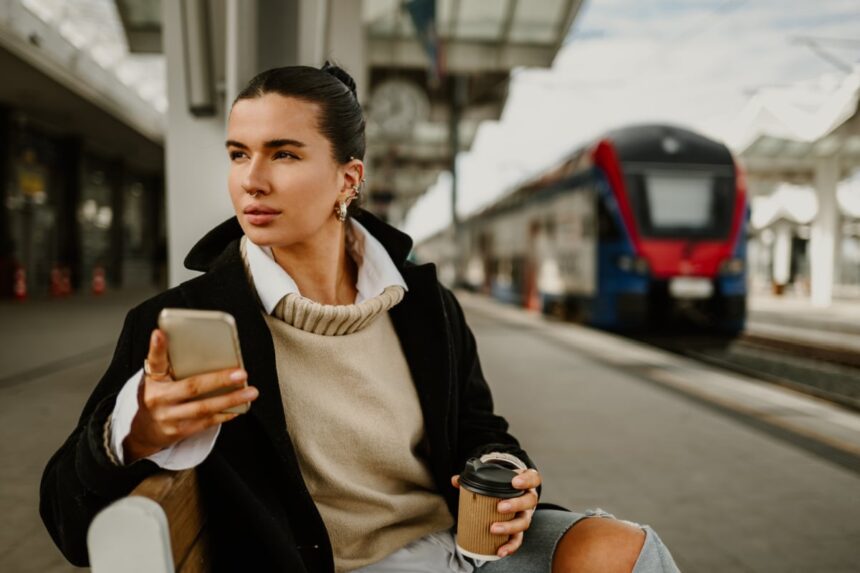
[335,200,349,222]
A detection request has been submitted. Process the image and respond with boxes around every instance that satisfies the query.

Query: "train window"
[625,172,734,239]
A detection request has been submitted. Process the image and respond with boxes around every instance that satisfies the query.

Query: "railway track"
[633,330,860,413]
[739,331,860,369]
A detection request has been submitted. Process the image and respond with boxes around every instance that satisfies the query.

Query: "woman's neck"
[270,221,358,305]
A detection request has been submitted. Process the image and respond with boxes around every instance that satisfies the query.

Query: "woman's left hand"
[450,467,541,558]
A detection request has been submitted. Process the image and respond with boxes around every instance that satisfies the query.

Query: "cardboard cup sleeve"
[456,487,517,560]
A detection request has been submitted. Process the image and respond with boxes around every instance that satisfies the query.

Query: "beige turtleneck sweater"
[240,239,454,572]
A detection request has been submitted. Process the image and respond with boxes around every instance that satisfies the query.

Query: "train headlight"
[719,258,745,275]
[618,256,650,275]
[633,257,650,275]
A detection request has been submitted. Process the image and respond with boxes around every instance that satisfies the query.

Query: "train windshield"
[625,170,735,239]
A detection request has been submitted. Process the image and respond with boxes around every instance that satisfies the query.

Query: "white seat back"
[87,496,174,573]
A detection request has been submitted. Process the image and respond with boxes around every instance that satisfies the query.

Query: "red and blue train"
[416,124,748,333]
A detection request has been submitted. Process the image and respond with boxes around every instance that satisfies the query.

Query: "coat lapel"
[389,262,454,488]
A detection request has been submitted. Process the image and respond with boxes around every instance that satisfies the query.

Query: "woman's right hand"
[123,329,259,463]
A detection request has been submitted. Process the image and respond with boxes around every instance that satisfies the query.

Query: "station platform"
[0,288,158,573]
[460,292,860,572]
[747,293,860,352]
[1,288,858,572]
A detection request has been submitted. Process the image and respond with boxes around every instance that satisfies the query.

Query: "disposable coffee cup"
[456,458,525,561]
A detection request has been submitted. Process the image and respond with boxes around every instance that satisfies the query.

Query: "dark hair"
[233,62,366,164]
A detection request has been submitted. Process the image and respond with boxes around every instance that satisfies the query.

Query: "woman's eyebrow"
[264,138,306,149]
[225,138,306,149]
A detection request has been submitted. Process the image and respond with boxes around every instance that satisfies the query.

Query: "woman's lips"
[244,205,281,225]
[245,213,278,225]
[245,212,279,225]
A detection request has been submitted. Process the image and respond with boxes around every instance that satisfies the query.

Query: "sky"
[402,0,860,242]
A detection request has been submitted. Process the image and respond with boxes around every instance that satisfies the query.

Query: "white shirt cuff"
[109,367,221,470]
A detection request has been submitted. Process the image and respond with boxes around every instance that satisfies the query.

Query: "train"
[416,124,748,333]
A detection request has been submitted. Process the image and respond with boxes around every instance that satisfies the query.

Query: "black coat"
[40,210,537,572]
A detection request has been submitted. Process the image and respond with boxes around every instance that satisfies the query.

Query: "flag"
[404,0,445,85]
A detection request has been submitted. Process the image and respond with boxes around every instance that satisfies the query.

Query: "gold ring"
[144,359,171,378]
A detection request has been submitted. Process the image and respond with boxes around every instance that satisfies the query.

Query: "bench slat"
[175,530,210,573]
[130,470,208,572]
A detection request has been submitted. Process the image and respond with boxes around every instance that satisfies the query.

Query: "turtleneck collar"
[241,218,409,315]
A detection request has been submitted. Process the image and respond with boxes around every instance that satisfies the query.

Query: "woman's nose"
[241,159,270,196]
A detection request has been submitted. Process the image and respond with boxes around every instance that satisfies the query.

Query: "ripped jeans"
[354,508,681,573]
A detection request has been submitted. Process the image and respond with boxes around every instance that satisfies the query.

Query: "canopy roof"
[734,69,860,182]
[20,0,165,113]
[365,0,579,72]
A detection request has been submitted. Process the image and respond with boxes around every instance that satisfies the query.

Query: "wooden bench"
[87,470,209,573]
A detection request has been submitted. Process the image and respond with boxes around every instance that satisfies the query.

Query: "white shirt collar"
[243,218,408,314]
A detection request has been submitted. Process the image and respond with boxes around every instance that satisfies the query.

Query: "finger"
[450,475,461,489]
[497,491,538,514]
[512,468,542,490]
[165,386,258,421]
[160,386,258,421]
[491,512,532,536]
[146,329,172,380]
[160,368,247,403]
[497,532,524,558]
[175,411,240,438]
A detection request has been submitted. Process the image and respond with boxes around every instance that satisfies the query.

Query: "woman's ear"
[342,159,364,193]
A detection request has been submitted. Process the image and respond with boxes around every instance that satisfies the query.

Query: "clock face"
[369,79,430,138]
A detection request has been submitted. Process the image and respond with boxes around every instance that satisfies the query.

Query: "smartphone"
[157,308,250,414]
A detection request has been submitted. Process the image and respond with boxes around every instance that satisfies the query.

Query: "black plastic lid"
[458,458,526,499]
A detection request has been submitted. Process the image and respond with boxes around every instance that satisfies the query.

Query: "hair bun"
[321,61,357,98]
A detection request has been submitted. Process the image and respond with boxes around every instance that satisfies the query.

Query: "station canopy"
[731,68,860,183]
[365,0,579,72]
[19,0,165,113]
[729,68,860,229]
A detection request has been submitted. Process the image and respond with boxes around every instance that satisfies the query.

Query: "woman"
[41,64,680,573]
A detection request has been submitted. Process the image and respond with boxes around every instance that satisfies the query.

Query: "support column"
[225,0,258,107]
[771,220,792,293]
[163,0,231,286]
[810,156,840,307]
[297,0,326,66]
[449,75,466,287]
[326,0,366,101]
[255,0,297,69]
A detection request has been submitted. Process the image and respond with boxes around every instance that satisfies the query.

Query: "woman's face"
[226,93,355,248]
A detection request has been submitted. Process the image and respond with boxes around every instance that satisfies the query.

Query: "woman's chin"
[238,215,334,248]
[240,224,286,247]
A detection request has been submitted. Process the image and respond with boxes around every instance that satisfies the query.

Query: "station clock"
[369,79,430,138]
